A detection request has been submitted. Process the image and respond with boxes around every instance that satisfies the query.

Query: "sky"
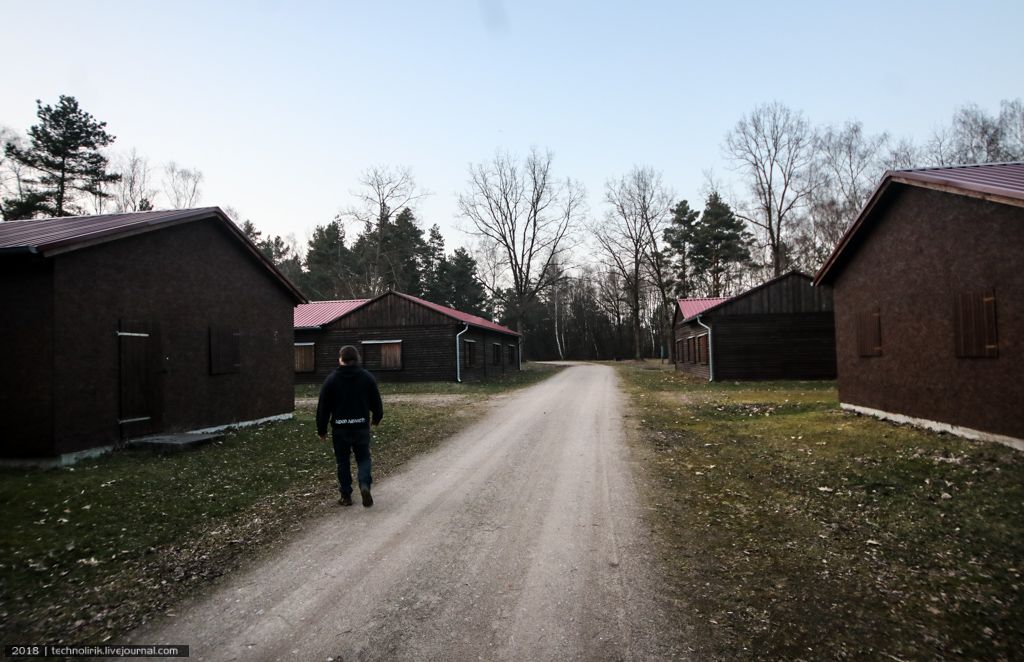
[2,0,1022,251]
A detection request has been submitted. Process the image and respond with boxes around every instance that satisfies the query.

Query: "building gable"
[323,291,456,330]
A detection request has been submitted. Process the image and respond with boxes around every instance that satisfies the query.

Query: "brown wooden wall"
[295,292,520,384]
[1,219,298,458]
[0,256,55,458]
[832,185,1024,440]
[714,272,833,315]
[673,273,836,381]
[673,320,712,380]
[713,313,837,380]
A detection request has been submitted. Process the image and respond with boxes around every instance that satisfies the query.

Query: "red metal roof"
[294,291,520,336]
[0,207,306,302]
[677,297,730,320]
[390,291,519,336]
[294,299,369,328]
[815,162,1024,285]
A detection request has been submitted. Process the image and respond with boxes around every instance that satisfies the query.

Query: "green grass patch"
[0,362,563,644]
[295,361,563,398]
[618,362,1024,660]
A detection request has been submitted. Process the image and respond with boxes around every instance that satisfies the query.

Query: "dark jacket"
[316,364,384,435]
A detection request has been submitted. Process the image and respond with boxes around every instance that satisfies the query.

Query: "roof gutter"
[0,246,39,256]
[696,314,714,382]
[455,323,470,383]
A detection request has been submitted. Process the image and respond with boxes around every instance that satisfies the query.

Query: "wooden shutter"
[955,290,998,358]
[294,344,315,372]
[856,310,882,357]
[380,342,402,370]
[210,326,241,374]
[698,335,708,365]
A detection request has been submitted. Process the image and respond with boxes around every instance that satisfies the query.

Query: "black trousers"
[331,427,372,497]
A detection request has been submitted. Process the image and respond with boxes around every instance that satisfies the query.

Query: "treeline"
[2,94,1022,361]
[0,96,203,219]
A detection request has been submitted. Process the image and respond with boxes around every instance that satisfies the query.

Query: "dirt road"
[131,364,675,660]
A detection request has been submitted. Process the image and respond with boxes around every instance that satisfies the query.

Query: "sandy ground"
[131,364,676,661]
[295,393,471,409]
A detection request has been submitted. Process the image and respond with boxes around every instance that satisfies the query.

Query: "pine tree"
[445,248,488,316]
[663,200,699,297]
[688,193,752,296]
[304,218,356,299]
[4,95,120,217]
[420,224,448,303]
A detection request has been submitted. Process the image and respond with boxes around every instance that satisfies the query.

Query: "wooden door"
[118,320,159,440]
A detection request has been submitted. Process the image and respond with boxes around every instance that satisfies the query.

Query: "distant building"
[294,291,520,383]
[0,208,306,463]
[674,272,836,381]
[815,162,1024,447]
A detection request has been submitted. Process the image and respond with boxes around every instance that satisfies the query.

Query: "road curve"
[131,364,674,661]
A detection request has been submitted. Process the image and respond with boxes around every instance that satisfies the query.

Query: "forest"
[2,95,1022,360]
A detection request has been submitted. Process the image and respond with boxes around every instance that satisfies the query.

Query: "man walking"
[317,345,384,507]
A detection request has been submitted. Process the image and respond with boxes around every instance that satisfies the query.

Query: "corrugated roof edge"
[0,207,308,304]
[678,271,814,324]
[814,162,1024,286]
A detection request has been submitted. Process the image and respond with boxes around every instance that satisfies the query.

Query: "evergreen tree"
[257,234,303,284]
[4,95,120,217]
[444,247,488,316]
[387,208,427,295]
[349,207,428,295]
[304,218,356,299]
[688,192,752,296]
[663,200,699,297]
[420,224,447,302]
[238,219,262,244]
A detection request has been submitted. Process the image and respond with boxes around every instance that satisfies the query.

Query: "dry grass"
[0,363,564,644]
[618,362,1024,660]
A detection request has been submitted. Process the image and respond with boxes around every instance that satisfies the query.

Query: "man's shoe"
[338,495,353,507]
[359,483,373,508]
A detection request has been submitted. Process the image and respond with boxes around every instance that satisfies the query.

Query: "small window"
[295,343,315,373]
[462,339,476,367]
[361,340,402,371]
[507,344,518,364]
[492,343,501,365]
[210,326,241,374]
[856,309,882,357]
[697,334,709,365]
[954,290,998,358]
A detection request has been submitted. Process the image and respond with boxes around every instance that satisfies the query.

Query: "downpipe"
[455,323,470,382]
[696,314,714,382]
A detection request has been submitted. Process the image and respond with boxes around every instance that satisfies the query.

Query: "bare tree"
[112,149,155,212]
[793,121,889,269]
[594,166,671,360]
[999,98,1024,159]
[724,102,819,276]
[881,137,919,171]
[162,162,203,208]
[924,99,1024,166]
[343,165,428,295]
[0,127,32,220]
[458,148,584,337]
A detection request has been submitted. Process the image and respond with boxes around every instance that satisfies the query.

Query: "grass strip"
[618,362,1024,660]
[0,363,563,643]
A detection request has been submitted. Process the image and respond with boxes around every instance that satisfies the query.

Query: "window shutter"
[381,342,402,370]
[856,310,882,357]
[954,290,998,358]
[982,290,998,358]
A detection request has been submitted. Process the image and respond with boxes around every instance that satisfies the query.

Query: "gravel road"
[131,364,676,660]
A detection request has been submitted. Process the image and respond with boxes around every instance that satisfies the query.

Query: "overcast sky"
[2,1,1021,250]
